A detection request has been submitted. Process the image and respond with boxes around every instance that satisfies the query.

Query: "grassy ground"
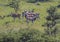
[0,0,60,33]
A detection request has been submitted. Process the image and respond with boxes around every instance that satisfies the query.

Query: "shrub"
[18,28,44,42]
[2,37,14,42]
[0,28,60,42]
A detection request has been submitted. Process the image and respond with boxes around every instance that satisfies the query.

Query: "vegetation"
[0,28,60,42]
[0,28,43,42]
[0,0,60,42]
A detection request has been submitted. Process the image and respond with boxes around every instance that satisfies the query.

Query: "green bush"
[18,28,44,42]
[0,28,44,42]
[0,28,60,42]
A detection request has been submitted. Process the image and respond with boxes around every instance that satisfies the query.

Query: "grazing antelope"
[7,13,21,21]
[22,10,40,23]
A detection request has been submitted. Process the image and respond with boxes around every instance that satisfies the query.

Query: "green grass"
[0,0,60,33]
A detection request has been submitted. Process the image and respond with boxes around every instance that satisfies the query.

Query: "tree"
[0,0,20,13]
[7,0,20,13]
[47,6,57,16]
[42,6,58,37]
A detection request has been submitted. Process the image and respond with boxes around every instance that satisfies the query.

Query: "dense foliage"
[0,28,60,42]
